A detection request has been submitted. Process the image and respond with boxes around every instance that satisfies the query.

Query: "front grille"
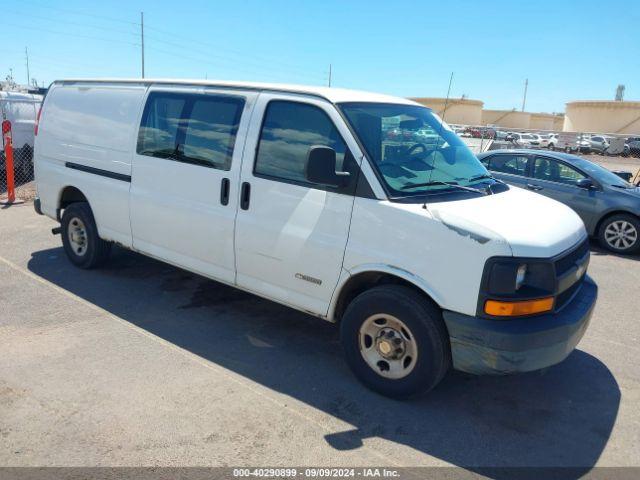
[554,238,590,310]
[555,238,590,277]
[556,274,585,310]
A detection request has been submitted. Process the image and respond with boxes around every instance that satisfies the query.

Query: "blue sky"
[1,0,638,113]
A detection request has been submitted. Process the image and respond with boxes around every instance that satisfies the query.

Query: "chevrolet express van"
[34,79,597,398]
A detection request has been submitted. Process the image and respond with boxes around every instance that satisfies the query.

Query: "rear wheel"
[598,213,640,254]
[340,285,450,398]
[61,202,111,268]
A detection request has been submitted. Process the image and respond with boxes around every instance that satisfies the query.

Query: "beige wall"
[553,115,564,131]
[481,110,531,129]
[529,113,558,131]
[411,97,483,125]
[564,101,640,134]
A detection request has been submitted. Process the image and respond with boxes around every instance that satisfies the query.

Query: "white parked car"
[34,79,597,398]
[508,132,539,147]
[535,133,552,148]
[1,90,43,178]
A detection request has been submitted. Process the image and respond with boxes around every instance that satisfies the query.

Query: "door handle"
[220,178,230,206]
[240,182,251,210]
[526,183,543,191]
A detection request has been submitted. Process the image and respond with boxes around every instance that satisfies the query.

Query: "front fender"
[327,263,445,322]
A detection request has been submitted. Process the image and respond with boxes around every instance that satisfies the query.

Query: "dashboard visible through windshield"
[340,102,495,198]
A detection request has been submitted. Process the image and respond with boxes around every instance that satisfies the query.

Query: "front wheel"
[61,202,112,268]
[598,214,640,254]
[340,285,451,398]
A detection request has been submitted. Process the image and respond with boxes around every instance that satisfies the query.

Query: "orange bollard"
[3,120,16,203]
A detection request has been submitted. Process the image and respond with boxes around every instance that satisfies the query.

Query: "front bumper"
[442,276,597,375]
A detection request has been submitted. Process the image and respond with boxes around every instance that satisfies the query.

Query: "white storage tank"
[564,101,640,134]
[481,109,531,129]
[530,113,560,131]
[410,97,483,125]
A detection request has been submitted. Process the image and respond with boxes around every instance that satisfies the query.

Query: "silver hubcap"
[67,217,88,256]
[604,220,638,250]
[359,314,418,379]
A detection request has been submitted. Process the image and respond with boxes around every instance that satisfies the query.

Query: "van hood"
[425,186,587,258]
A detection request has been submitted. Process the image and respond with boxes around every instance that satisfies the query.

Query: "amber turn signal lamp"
[484,297,554,317]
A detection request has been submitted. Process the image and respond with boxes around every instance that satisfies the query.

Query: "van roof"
[53,78,420,106]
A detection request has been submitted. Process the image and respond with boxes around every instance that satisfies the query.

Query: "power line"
[142,24,320,75]
[19,0,138,26]
[143,44,320,84]
[6,3,323,84]
[2,22,140,47]
[2,9,139,37]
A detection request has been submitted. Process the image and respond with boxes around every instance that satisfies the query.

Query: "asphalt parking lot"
[1,202,639,475]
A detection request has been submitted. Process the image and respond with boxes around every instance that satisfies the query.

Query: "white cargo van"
[1,90,43,178]
[34,79,597,397]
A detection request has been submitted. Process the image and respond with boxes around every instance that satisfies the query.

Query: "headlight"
[479,258,556,318]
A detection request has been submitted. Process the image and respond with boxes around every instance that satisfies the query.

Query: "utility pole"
[140,12,145,78]
[521,78,528,112]
[25,47,30,86]
[328,64,332,87]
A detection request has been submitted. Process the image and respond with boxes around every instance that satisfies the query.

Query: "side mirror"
[305,146,351,187]
[576,178,594,189]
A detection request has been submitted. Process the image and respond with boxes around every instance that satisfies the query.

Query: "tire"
[598,213,640,255]
[340,285,451,399]
[61,202,111,268]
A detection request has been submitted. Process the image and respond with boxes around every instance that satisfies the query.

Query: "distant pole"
[25,47,30,86]
[521,78,528,112]
[328,64,332,87]
[140,12,145,78]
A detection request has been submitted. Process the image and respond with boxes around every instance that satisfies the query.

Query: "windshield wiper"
[401,180,487,194]
[467,173,494,182]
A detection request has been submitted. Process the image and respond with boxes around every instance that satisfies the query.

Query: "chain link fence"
[1,139,37,202]
[1,89,42,203]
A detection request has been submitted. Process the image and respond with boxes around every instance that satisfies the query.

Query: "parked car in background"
[536,134,552,148]
[34,79,597,398]
[576,136,592,153]
[589,135,610,155]
[623,137,640,157]
[507,132,539,147]
[478,149,640,254]
[0,90,43,180]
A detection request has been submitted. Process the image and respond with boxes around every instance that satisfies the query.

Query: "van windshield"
[339,102,491,197]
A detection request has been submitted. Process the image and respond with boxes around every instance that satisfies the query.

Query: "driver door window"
[254,100,352,186]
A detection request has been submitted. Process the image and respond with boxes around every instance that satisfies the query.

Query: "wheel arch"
[595,209,640,237]
[57,185,89,220]
[329,265,444,323]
